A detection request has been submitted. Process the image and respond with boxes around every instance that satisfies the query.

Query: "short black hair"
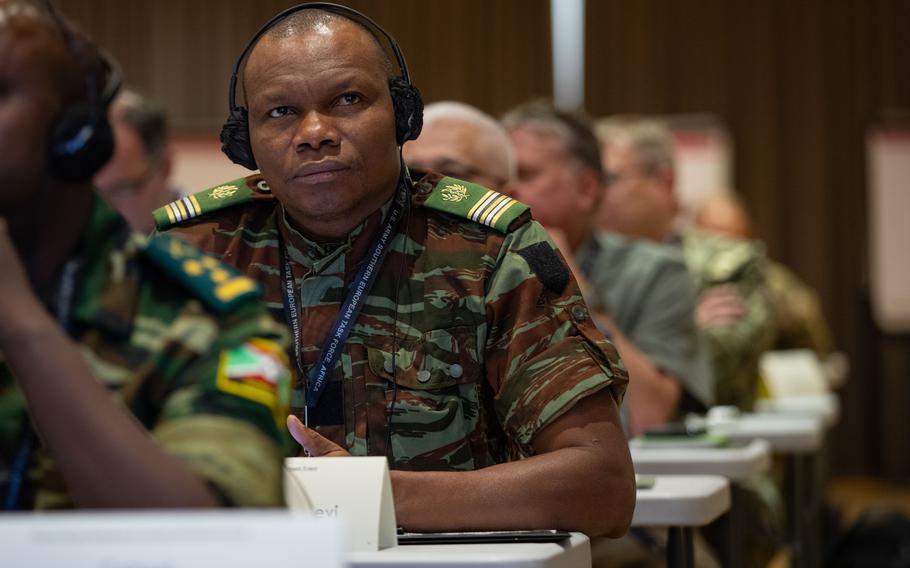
[502,100,604,180]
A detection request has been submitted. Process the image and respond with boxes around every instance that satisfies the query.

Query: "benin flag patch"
[216,338,290,427]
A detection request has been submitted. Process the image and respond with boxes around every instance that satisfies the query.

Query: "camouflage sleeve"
[688,237,777,409]
[141,300,292,507]
[483,220,627,454]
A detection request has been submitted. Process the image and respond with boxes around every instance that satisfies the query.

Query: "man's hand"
[287,415,351,457]
[0,219,45,343]
[697,284,746,327]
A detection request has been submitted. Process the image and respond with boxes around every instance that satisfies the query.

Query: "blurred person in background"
[157,4,635,537]
[696,192,832,356]
[0,0,291,510]
[93,89,179,233]
[403,100,514,191]
[503,100,713,436]
[595,115,777,411]
[596,116,783,567]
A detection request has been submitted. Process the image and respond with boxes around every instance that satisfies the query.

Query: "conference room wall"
[54,0,553,131]
[585,0,910,479]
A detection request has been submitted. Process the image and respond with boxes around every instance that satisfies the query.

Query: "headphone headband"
[227,2,412,113]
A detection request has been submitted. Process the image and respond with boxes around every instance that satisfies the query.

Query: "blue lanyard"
[279,188,407,412]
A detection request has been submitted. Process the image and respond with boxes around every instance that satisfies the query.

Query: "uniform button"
[571,304,588,321]
[383,359,394,374]
[449,364,464,379]
[257,180,271,192]
[416,370,431,383]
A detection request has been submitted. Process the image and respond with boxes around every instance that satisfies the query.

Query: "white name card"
[0,510,342,568]
[760,349,828,398]
[285,456,398,551]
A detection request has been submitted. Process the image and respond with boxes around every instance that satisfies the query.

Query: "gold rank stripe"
[467,189,497,220]
[467,189,516,228]
[166,196,202,223]
[468,190,515,228]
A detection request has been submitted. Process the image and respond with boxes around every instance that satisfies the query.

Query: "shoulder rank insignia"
[422,176,529,233]
[153,174,268,231]
[143,233,262,314]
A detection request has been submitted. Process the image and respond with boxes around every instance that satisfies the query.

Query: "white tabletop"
[630,438,771,482]
[707,413,824,453]
[632,475,730,527]
[347,532,591,568]
[753,393,840,428]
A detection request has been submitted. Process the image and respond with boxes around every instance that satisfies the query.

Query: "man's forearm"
[3,309,217,508]
[391,391,635,538]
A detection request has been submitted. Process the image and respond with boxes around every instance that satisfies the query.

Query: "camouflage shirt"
[682,231,776,410]
[0,197,291,509]
[158,172,627,471]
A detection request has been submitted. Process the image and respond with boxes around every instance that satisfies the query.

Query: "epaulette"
[422,176,530,233]
[142,233,262,315]
[153,174,269,231]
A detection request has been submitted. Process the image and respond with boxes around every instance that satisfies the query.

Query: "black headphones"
[220,2,423,171]
[43,0,122,183]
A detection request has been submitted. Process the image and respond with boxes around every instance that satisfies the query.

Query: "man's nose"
[292,110,340,151]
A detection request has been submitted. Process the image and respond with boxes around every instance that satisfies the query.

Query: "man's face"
[0,10,71,220]
[93,120,171,234]
[403,119,511,191]
[244,20,399,239]
[599,143,676,241]
[507,127,590,234]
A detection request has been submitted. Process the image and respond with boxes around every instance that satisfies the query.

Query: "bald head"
[242,8,394,99]
[403,101,514,190]
[694,193,753,240]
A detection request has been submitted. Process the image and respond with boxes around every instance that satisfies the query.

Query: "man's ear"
[577,167,603,211]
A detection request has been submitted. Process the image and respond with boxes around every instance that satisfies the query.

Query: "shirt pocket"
[363,327,489,471]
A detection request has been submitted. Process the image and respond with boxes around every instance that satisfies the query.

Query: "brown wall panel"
[56,0,552,132]
[587,0,910,477]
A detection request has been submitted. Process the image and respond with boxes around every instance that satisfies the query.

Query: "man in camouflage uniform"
[158,7,634,536]
[0,1,290,509]
[595,116,776,410]
[696,193,832,356]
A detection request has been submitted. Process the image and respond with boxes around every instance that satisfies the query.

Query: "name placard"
[0,511,342,568]
[760,349,828,397]
[285,456,397,551]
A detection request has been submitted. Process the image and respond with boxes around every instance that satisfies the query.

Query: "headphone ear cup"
[47,103,115,183]
[389,77,423,145]
[221,107,258,170]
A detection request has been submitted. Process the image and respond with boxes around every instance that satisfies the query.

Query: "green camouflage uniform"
[0,197,291,509]
[157,172,627,470]
[766,261,831,355]
[682,231,776,410]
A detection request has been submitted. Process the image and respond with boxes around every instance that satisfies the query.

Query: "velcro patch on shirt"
[216,338,291,428]
[517,242,570,295]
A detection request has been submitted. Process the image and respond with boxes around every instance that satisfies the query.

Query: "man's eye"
[268,106,292,118]
[337,93,361,106]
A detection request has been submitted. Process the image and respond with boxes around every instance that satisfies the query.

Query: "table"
[630,438,771,481]
[708,413,825,568]
[630,439,772,567]
[632,475,731,568]
[348,532,591,567]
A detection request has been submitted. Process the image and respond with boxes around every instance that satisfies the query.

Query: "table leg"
[667,526,694,568]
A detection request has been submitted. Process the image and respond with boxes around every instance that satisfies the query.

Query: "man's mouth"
[291,161,349,184]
